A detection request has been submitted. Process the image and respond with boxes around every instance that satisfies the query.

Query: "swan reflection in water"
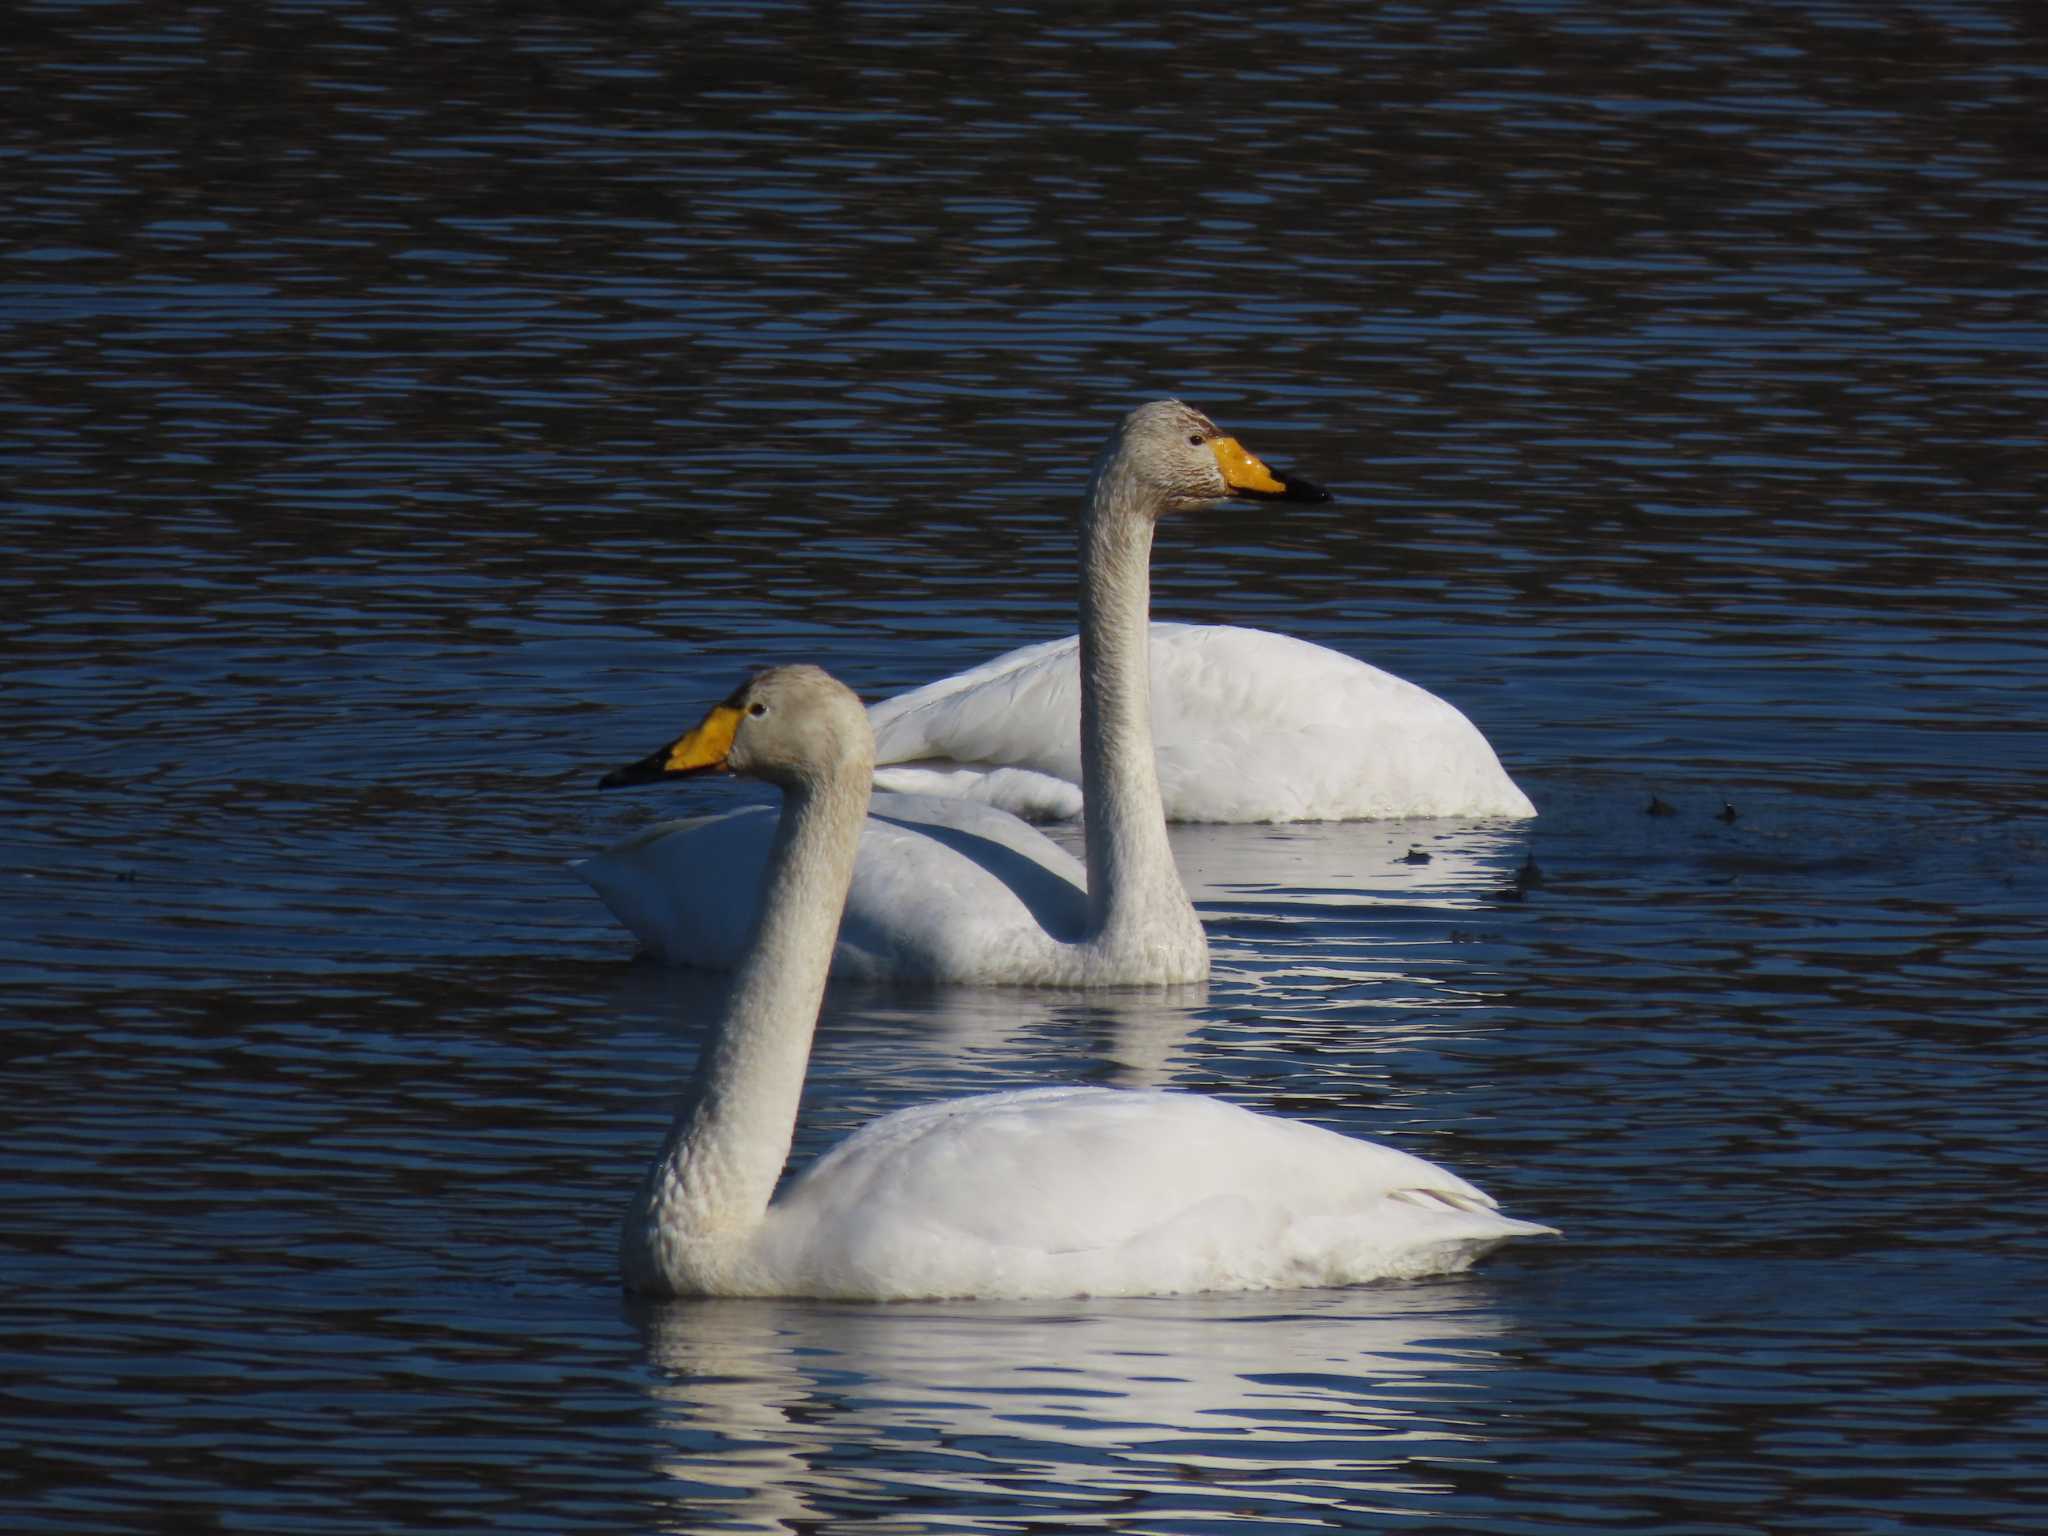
[630,1285,1522,1532]
[600,959,1214,1092]
[1158,815,1536,1019]
[1165,816,1534,913]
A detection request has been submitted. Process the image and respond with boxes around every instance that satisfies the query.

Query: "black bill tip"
[597,747,673,790]
[1277,473,1331,503]
[1235,471,1332,504]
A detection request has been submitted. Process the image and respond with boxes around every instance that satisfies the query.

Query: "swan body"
[871,623,1537,823]
[580,790,1092,984]
[581,400,1329,986]
[617,663,1556,1300]
[677,1084,1553,1300]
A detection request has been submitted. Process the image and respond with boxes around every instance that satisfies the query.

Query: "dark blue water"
[5,2,2046,1531]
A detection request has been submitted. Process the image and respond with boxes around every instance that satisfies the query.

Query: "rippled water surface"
[5,2,2046,1531]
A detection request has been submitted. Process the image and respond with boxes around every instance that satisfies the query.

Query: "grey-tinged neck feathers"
[621,683,872,1295]
[1075,434,1207,977]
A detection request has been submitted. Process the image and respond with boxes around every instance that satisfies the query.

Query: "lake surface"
[5,1,2046,1531]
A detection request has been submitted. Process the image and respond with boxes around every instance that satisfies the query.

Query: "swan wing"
[869,624,1535,823]
[759,1086,1554,1299]
[868,631,1089,787]
[1146,626,1535,821]
[869,763,1084,823]
[575,792,1087,983]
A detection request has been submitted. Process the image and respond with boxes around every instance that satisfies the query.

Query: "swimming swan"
[871,624,1537,823]
[617,664,1557,1300]
[578,400,1327,985]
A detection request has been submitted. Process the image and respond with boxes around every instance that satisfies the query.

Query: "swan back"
[870,624,1537,822]
[750,1086,1555,1299]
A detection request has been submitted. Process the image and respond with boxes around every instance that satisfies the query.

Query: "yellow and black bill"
[1211,436,1331,503]
[598,695,745,789]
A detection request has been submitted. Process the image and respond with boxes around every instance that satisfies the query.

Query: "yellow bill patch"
[663,704,743,773]
[1210,436,1288,496]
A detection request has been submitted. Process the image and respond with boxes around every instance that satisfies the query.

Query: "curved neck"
[624,767,866,1286]
[1077,458,1193,946]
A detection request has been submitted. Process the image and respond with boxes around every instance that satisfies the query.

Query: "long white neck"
[622,765,867,1293]
[1077,456,1204,961]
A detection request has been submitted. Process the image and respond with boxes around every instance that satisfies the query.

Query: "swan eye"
[748,702,768,718]
[1188,432,1206,446]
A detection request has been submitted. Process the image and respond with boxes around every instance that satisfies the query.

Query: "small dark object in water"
[1647,795,1676,817]
[1495,854,1544,902]
[1402,847,1431,865]
[1717,801,1739,824]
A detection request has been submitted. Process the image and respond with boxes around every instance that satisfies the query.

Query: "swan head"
[598,664,875,792]
[1105,400,1330,514]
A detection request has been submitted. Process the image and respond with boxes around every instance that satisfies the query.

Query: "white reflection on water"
[633,1286,1517,1532]
[599,955,1217,1094]
[1174,818,1535,1029]
[1168,817,1533,912]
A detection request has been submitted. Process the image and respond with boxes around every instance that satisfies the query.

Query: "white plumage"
[580,791,1090,983]
[872,622,1536,823]
[736,1085,1553,1300]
